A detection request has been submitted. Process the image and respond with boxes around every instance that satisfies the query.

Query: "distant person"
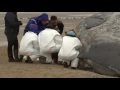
[24,13,49,35]
[49,15,64,64]
[19,24,40,63]
[58,30,82,69]
[4,12,22,62]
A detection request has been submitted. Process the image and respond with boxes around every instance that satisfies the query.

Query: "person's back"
[23,16,37,35]
[20,32,38,55]
[5,12,22,35]
[58,30,82,68]
[19,24,39,56]
[59,36,81,60]
[39,28,62,54]
[38,28,62,64]
[24,13,49,35]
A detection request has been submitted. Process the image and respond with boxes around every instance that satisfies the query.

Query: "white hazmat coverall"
[19,31,40,61]
[58,36,82,68]
[38,28,62,63]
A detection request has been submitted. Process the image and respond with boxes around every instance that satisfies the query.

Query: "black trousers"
[5,33,19,60]
[51,52,58,63]
[51,28,63,63]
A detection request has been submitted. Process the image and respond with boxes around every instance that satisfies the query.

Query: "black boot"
[53,58,58,64]
[15,58,22,62]
[51,53,58,64]
[25,60,29,63]
[58,61,63,65]
[14,48,20,62]
[8,50,14,62]
[14,52,18,59]
[9,58,15,62]
[63,62,69,68]
[71,67,77,69]
[27,56,33,63]
[20,55,23,60]
[39,56,46,64]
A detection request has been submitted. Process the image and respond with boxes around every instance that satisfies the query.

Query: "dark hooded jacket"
[29,24,39,35]
[4,12,21,35]
[24,13,49,35]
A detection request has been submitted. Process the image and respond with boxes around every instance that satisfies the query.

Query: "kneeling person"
[58,30,82,69]
[38,25,62,64]
[19,24,40,63]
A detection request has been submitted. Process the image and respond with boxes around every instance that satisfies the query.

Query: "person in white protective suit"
[58,30,82,69]
[38,25,63,64]
[19,24,40,63]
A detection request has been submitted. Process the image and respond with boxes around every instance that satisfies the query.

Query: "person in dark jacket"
[4,12,22,62]
[23,13,49,35]
[48,15,64,64]
[49,15,64,34]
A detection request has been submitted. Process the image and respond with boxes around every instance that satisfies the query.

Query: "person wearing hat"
[19,24,40,63]
[58,30,82,69]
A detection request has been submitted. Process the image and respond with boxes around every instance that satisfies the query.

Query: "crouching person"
[19,24,40,63]
[38,25,62,64]
[58,30,82,69]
